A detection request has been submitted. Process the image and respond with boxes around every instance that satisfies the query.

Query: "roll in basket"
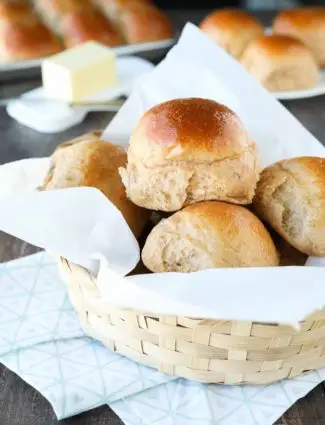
[60,258,325,385]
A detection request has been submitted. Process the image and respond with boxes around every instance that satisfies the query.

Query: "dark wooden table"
[1,8,325,425]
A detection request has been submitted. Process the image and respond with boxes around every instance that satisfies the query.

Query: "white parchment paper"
[0,23,325,325]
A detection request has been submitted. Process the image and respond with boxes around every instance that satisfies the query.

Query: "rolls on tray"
[200,7,325,92]
[0,0,174,62]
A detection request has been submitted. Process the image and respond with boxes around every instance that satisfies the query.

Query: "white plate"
[0,38,175,73]
[273,70,325,100]
[6,56,154,133]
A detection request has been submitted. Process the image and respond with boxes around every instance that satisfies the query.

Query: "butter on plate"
[42,41,118,103]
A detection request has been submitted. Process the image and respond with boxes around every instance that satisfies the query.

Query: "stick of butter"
[42,41,118,103]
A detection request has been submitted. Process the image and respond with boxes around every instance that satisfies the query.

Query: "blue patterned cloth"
[0,252,173,419]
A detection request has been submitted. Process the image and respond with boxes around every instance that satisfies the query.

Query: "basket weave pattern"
[60,258,325,385]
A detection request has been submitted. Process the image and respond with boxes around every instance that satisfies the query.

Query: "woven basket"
[60,258,325,385]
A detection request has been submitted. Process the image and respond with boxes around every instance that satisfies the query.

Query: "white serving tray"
[0,38,175,78]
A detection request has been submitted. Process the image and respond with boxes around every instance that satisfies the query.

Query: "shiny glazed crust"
[119,98,260,212]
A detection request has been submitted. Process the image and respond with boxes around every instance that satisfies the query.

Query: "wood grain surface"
[1,8,325,425]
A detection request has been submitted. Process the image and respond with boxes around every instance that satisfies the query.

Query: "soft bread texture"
[93,0,173,44]
[253,156,325,256]
[0,2,62,62]
[241,34,318,92]
[120,98,259,212]
[142,201,279,273]
[200,9,264,60]
[273,7,325,67]
[42,134,148,238]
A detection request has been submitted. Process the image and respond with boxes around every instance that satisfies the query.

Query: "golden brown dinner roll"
[253,156,325,256]
[32,0,124,48]
[42,135,149,238]
[273,7,325,67]
[0,2,62,62]
[32,0,85,34]
[200,9,264,60]
[240,34,318,92]
[94,0,173,44]
[61,8,124,48]
[117,2,173,44]
[142,201,279,273]
[119,98,259,212]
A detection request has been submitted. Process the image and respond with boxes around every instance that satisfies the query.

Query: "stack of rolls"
[45,98,325,273]
[43,97,325,273]
[200,7,325,93]
[44,97,325,273]
[128,99,325,272]
[119,97,313,272]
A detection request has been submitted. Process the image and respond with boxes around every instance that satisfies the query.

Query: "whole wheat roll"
[273,7,325,67]
[42,133,149,238]
[241,34,318,92]
[142,201,279,273]
[200,9,264,60]
[0,2,62,62]
[253,156,325,256]
[119,97,259,212]
[93,0,173,44]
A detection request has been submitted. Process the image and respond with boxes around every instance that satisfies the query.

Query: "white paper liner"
[0,23,325,325]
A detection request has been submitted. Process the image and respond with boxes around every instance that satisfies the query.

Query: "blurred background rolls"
[94,0,174,44]
[0,1,62,62]
[241,34,318,91]
[273,7,325,67]
[32,0,124,47]
[200,9,264,60]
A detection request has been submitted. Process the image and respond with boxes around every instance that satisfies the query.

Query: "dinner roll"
[0,2,62,62]
[240,34,318,92]
[273,7,325,67]
[200,9,264,60]
[253,156,325,256]
[142,201,279,273]
[93,0,173,44]
[42,134,148,238]
[119,98,259,212]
